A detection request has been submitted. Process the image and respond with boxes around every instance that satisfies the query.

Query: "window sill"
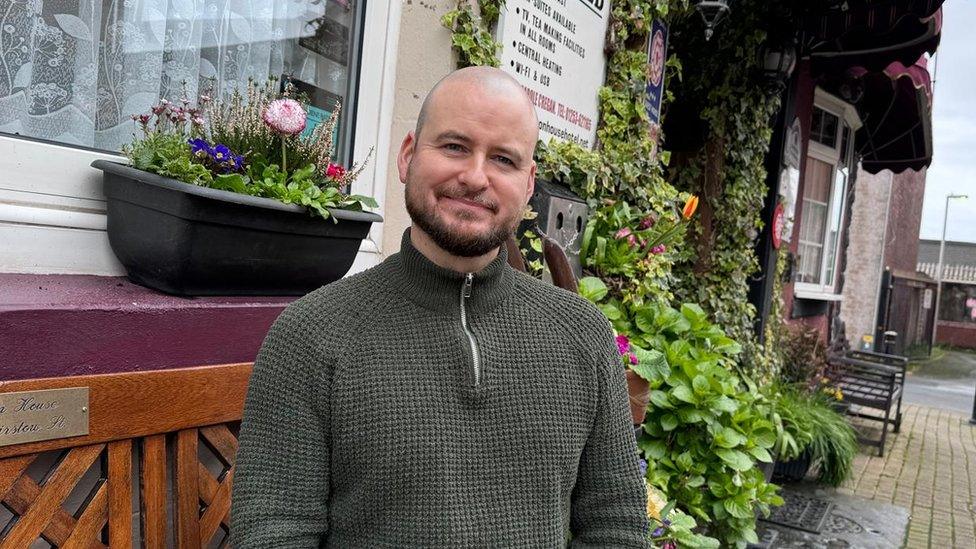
[793,289,844,302]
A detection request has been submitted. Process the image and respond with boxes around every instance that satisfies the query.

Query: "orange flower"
[682,195,699,220]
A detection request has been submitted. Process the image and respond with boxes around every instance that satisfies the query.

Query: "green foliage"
[649,495,721,548]
[777,323,829,386]
[441,1,502,68]
[804,396,858,487]
[582,281,781,547]
[665,0,785,373]
[226,159,378,220]
[764,384,857,486]
[579,200,690,306]
[128,132,213,186]
[765,384,816,462]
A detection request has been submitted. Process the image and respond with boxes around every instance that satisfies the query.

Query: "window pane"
[811,107,838,148]
[823,168,847,288]
[797,242,823,285]
[797,156,834,287]
[0,0,360,155]
[803,157,831,203]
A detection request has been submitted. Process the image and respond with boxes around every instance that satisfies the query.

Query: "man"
[231,66,649,547]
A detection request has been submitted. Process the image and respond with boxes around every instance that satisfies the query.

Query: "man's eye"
[443,143,465,152]
[493,155,515,166]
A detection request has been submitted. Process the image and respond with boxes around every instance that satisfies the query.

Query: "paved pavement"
[903,349,976,416]
[838,404,976,548]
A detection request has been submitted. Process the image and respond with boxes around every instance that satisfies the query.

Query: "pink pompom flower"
[262,98,307,136]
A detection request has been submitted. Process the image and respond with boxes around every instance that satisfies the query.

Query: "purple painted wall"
[0,274,294,381]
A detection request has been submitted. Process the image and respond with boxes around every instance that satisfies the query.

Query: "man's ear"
[397,131,416,184]
[525,160,537,203]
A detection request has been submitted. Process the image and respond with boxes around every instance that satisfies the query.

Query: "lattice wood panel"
[0,425,238,548]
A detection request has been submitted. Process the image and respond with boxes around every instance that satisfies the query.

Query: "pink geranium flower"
[325,163,346,180]
[615,334,631,355]
[262,98,307,136]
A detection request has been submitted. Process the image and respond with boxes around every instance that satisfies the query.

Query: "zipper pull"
[463,273,473,298]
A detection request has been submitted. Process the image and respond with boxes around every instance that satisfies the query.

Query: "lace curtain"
[0,0,346,151]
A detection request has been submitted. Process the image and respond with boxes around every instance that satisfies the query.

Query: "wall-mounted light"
[695,0,732,41]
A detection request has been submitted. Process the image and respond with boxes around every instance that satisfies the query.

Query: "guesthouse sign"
[0,387,89,447]
[497,0,611,149]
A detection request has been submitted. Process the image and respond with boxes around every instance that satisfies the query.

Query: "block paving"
[838,404,976,548]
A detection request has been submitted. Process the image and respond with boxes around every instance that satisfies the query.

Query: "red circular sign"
[649,29,666,87]
[772,203,785,250]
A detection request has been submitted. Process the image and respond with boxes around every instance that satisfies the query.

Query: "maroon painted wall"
[936,321,976,349]
[782,60,816,321]
[0,274,292,381]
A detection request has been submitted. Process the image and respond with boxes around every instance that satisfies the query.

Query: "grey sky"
[920,0,976,243]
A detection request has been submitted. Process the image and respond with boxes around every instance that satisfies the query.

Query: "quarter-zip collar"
[386,228,516,315]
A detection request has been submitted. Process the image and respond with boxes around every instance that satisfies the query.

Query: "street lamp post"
[932,193,967,348]
[931,194,975,425]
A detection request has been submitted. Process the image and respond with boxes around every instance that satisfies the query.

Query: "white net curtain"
[0,0,348,151]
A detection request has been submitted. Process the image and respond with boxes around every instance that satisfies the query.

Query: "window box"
[92,160,381,296]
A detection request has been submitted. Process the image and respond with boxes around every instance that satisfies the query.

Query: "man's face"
[398,82,537,258]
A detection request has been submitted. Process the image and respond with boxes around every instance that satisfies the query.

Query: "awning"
[806,2,944,72]
[848,58,933,174]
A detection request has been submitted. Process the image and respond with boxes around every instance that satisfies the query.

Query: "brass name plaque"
[0,387,89,447]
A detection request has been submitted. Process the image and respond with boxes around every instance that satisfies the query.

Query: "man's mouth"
[442,195,495,213]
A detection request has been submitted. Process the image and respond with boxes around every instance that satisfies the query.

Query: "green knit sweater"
[230,230,649,548]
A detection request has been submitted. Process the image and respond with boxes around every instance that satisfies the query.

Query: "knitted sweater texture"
[230,230,649,548]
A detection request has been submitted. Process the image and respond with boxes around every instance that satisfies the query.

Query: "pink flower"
[651,244,666,255]
[639,215,657,230]
[325,163,347,180]
[628,352,638,365]
[262,98,307,136]
[615,334,631,355]
[627,235,638,247]
[615,227,632,239]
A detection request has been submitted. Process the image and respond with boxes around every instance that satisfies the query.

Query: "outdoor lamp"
[695,0,732,41]
[760,42,797,84]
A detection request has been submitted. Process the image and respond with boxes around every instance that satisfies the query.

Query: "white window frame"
[794,88,861,300]
[0,0,400,276]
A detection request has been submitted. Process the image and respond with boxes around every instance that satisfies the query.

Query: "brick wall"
[841,170,892,344]
[884,168,927,273]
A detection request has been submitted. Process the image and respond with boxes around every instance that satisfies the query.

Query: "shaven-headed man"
[231,66,649,548]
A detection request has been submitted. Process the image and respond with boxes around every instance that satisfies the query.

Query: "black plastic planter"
[92,160,382,296]
[773,449,814,483]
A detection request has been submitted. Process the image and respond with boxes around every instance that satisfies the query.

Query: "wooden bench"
[827,350,907,457]
[0,363,250,548]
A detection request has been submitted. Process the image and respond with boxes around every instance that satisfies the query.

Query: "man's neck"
[409,226,499,274]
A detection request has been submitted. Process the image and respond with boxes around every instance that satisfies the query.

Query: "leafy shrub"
[580,277,782,548]
[777,323,828,385]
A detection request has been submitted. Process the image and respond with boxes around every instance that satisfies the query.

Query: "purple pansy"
[188,138,212,156]
[210,144,232,162]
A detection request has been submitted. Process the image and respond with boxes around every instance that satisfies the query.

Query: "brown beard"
[404,165,521,258]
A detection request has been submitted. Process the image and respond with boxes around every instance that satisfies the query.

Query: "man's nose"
[457,155,490,191]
